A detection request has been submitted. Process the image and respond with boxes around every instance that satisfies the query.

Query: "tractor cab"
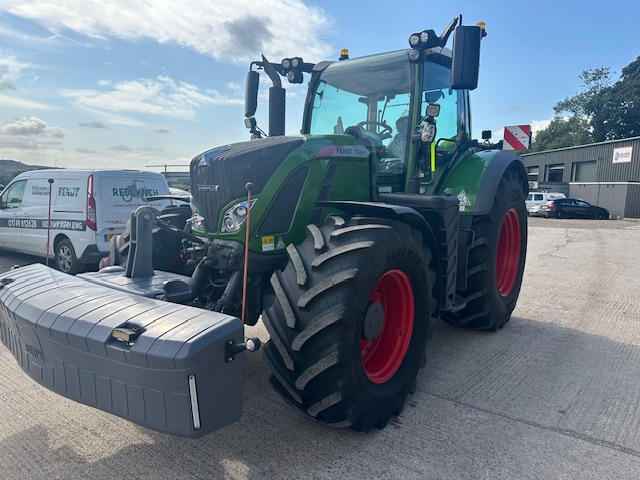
[244,16,484,198]
[301,48,470,195]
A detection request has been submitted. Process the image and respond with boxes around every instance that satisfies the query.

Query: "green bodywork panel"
[195,134,371,254]
[430,148,501,216]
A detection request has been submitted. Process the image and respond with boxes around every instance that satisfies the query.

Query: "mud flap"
[0,264,244,438]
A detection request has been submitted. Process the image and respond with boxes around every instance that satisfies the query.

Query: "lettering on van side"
[112,187,159,198]
[59,187,80,197]
[32,186,50,196]
[0,218,86,231]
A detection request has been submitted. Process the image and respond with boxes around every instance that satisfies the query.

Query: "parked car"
[526,191,566,215]
[540,198,609,220]
[527,200,554,217]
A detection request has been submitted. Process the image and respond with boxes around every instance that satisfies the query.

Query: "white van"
[0,169,170,274]
[526,192,566,215]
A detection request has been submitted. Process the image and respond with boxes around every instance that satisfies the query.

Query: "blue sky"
[1,0,639,172]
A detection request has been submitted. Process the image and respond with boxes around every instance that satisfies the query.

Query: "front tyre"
[443,169,527,330]
[263,216,435,432]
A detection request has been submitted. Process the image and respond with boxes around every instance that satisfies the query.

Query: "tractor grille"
[190,136,304,232]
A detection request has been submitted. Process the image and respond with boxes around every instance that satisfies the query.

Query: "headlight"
[221,199,257,233]
[189,214,205,230]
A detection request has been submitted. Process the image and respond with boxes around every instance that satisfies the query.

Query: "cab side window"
[1,180,27,209]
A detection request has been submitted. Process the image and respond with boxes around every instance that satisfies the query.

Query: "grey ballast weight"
[0,264,244,438]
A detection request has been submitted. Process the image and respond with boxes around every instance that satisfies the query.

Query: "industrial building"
[521,136,640,219]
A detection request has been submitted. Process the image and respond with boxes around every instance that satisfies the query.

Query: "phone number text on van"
[3,218,86,231]
[7,219,38,228]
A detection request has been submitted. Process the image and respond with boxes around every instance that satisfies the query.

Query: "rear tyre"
[443,170,527,330]
[555,210,565,219]
[263,216,435,432]
[56,239,79,275]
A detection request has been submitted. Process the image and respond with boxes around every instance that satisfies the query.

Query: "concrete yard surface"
[1,217,640,479]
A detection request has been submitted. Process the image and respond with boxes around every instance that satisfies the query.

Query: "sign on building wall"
[612,146,633,164]
[503,125,532,151]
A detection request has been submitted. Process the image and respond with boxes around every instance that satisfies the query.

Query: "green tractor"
[0,15,527,436]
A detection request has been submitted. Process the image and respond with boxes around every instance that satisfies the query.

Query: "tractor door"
[411,59,471,195]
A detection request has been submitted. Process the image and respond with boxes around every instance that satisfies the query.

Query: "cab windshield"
[309,51,413,140]
[307,50,459,145]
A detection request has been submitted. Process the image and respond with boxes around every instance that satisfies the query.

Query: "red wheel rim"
[361,269,414,384]
[496,208,521,297]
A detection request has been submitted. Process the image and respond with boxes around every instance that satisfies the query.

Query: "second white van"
[0,169,170,274]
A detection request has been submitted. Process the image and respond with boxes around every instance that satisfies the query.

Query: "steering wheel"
[356,121,393,140]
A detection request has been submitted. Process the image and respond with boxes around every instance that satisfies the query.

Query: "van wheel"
[56,239,79,275]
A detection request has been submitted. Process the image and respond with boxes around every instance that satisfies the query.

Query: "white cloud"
[0,136,39,149]
[78,120,109,129]
[0,93,53,110]
[109,145,132,152]
[0,51,28,90]
[1,116,65,137]
[5,1,334,63]
[531,118,552,137]
[61,75,243,120]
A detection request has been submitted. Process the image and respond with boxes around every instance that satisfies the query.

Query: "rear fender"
[437,149,528,216]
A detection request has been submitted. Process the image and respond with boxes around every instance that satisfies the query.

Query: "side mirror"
[245,70,259,117]
[482,130,492,140]
[451,25,482,90]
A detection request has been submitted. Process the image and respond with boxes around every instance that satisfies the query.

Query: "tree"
[531,66,615,151]
[530,116,592,152]
[590,56,640,141]
[554,67,613,118]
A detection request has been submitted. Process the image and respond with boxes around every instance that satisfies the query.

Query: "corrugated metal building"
[521,136,640,218]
